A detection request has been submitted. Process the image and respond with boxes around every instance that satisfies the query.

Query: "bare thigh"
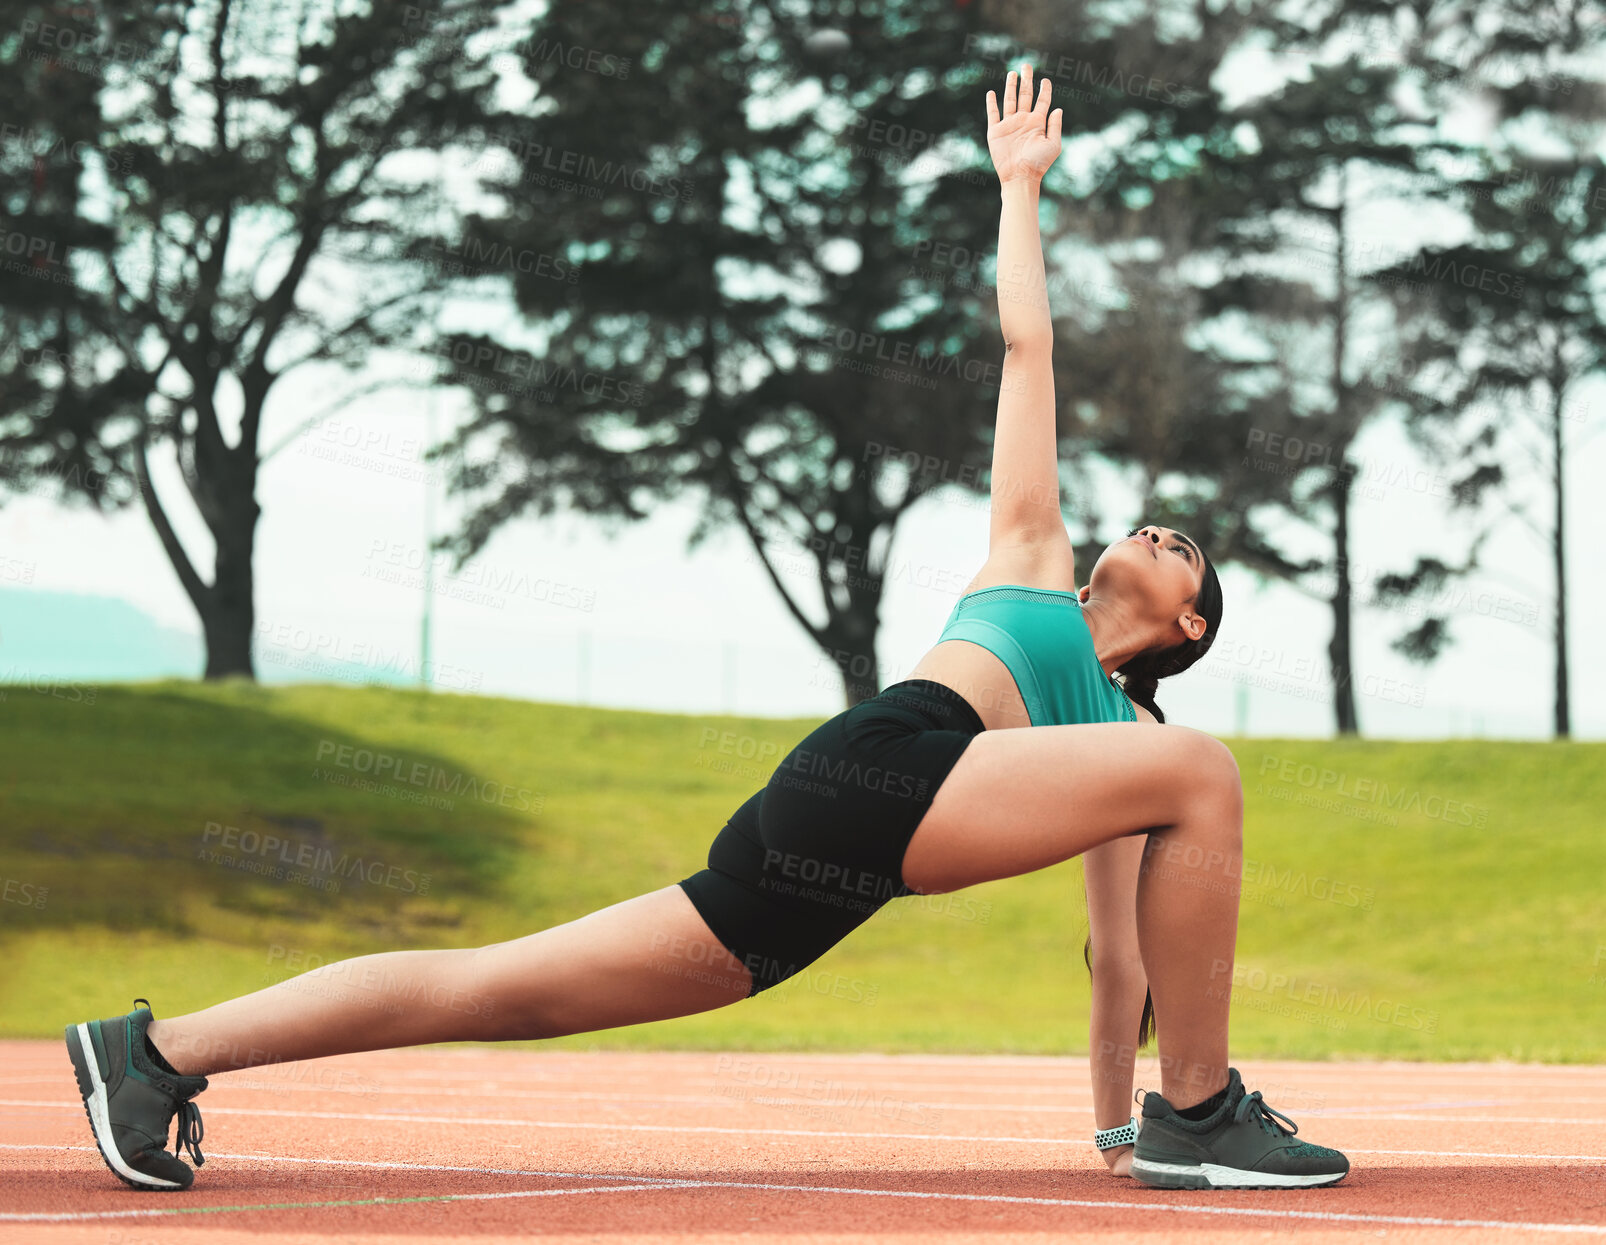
[901,721,1237,893]
[152,886,753,1074]
[471,884,753,1039]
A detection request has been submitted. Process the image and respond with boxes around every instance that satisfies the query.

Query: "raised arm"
[983,67,1074,576]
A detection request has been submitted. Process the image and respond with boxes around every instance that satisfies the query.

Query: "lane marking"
[7,1100,1606,1158]
[1346,1147,1606,1160]
[15,1092,1606,1128]
[2,1144,1603,1235]
[12,1074,1598,1122]
[39,1069,1606,1126]
[0,1182,712,1223]
[32,1077,1558,1119]
[14,1050,1606,1080]
[1322,1114,1606,1125]
[1320,1099,1511,1114]
[0,1101,1077,1146]
[12,1139,1606,1179]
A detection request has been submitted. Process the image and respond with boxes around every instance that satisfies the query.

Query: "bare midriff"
[906,639,1034,733]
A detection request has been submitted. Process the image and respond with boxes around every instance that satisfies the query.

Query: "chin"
[1090,550,1149,593]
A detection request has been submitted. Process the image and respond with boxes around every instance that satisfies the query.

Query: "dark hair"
[1083,536,1223,1049]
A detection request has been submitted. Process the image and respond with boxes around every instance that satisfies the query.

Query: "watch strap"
[1094,1116,1140,1150]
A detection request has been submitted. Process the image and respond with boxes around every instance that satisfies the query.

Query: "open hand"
[986,64,1062,184]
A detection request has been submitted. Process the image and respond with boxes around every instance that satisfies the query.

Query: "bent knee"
[1174,727,1241,802]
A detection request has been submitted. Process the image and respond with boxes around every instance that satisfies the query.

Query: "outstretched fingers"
[990,66,1056,135]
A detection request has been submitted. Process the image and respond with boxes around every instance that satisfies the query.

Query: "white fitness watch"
[1093,1116,1140,1150]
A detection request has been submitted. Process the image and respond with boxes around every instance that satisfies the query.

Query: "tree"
[1088,24,1440,734]
[1338,0,1606,737]
[1047,170,1320,592]
[432,0,1053,706]
[0,0,509,676]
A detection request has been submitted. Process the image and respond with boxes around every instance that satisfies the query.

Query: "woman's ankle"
[143,1019,204,1077]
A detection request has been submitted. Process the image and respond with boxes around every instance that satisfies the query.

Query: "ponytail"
[1113,659,1166,724]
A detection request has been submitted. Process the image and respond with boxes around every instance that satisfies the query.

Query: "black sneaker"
[65,998,208,1190]
[1130,1067,1349,1189]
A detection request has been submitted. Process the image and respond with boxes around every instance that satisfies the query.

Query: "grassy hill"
[1,680,1600,1061]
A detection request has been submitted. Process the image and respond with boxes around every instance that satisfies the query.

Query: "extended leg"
[147,885,751,1076]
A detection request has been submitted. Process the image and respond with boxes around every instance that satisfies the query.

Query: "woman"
[66,65,1348,1194]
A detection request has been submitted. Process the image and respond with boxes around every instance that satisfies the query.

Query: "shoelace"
[175,1099,206,1168]
[1233,1089,1298,1137]
[129,997,206,1168]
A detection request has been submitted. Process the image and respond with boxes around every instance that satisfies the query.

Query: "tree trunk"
[1328,467,1358,736]
[825,617,881,709]
[726,495,888,712]
[135,423,262,681]
[1328,169,1358,736]
[1551,381,1570,738]
[198,510,258,679]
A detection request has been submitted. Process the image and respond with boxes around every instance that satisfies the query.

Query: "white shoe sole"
[66,1022,185,1190]
[1131,1157,1349,1189]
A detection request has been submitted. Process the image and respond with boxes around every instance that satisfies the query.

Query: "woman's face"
[1082,525,1208,644]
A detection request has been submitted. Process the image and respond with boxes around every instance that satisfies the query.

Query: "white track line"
[1318,1114,1606,1125]
[0,1182,713,1223]
[64,1064,1604,1091]
[1,1144,1602,1234]
[346,1055,1606,1077]
[0,1099,1075,1145]
[1345,1147,1606,1160]
[16,1072,1596,1120]
[23,1048,1598,1078]
[8,1105,1605,1162]
[1320,1099,1510,1112]
[15,1059,1606,1087]
[32,1076,1541,1116]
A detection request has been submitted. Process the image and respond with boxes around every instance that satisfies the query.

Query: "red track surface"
[3,1044,1603,1242]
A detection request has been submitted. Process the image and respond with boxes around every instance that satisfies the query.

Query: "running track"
[3,1046,1603,1242]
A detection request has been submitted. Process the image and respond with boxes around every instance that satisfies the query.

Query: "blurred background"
[2,0,1603,738]
[0,0,1602,1058]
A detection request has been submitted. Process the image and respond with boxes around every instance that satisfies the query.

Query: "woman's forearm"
[1083,837,1151,1135]
[1089,971,1149,1129]
[996,179,1051,348]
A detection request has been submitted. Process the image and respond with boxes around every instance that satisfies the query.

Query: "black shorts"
[677,679,986,996]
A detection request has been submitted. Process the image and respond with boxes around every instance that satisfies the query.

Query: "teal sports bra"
[936,584,1136,727]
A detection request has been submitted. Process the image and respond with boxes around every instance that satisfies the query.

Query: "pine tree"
[431,0,1020,706]
[1342,0,1606,737]
[1092,22,1433,735]
[0,0,510,676]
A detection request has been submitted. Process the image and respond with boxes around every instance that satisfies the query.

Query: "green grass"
[1,680,1601,1061]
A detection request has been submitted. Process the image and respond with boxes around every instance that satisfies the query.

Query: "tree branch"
[134,434,209,612]
[277,286,435,373]
[728,487,825,649]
